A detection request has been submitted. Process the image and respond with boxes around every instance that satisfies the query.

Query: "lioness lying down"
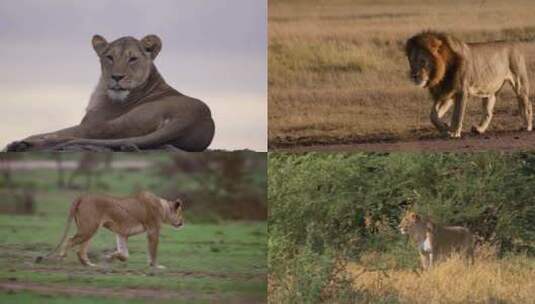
[406,31,532,138]
[6,34,214,152]
[40,191,184,268]
[399,212,474,270]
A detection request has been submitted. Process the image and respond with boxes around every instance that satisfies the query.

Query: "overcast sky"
[0,0,266,151]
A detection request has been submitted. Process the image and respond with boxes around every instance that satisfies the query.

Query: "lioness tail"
[35,197,82,263]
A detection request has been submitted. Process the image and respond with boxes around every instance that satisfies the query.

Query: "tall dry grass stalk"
[346,247,535,304]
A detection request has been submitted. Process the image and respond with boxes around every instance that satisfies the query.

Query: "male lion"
[399,211,474,270]
[6,34,215,152]
[40,191,184,268]
[406,31,532,138]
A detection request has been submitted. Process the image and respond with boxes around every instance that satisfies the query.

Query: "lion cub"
[41,191,184,268]
[399,212,474,270]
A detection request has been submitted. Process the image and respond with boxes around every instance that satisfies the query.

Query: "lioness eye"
[106,55,113,62]
[129,57,138,63]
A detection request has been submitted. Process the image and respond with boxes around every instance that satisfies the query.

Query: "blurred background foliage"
[0,151,266,222]
[268,152,535,302]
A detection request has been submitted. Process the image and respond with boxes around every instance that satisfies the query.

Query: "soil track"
[26,266,264,281]
[0,281,264,304]
[273,130,535,152]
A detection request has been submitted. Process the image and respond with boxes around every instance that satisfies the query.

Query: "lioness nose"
[111,74,125,81]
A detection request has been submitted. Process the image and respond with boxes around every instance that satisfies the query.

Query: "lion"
[38,191,184,268]
[5,34,215,152]
[399,211,474,270]
[406,31,532,138]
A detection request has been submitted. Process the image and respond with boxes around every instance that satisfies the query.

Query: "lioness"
[399,211,474,270]
[406,31,532,138]
[41,191,184,268]
[6,34,215,152]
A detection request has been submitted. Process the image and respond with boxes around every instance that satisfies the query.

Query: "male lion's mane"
[405,31,468,98]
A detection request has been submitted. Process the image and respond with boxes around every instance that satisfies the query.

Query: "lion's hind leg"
[512,85,532,131]
[77,239,97,267]
[59,236,74,258]
[510,56,532,131]
[59,232,95,265]
[472,95,496,134]
[64,220,99,266]
[515,90,532,132]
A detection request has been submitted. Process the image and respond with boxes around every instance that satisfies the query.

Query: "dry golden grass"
[269,0,535,148]
[346,248,535,304]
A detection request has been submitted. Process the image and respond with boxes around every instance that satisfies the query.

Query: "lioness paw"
[150,264,166,269]
[471,125,485,134]
[5,141,31,152]
[448,131,462,138]
[119,144,141,152]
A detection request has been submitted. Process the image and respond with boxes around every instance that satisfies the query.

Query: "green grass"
[8,167,163,196]
[0,292,154,304]
[0,188,266,303]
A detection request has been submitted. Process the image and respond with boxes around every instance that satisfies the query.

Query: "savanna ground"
[268,153,535,303]
[0,153,267,303]
[269,0,535,151]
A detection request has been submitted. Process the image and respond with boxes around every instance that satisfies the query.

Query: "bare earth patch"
[0,281,264,304]
[275,129,535,152]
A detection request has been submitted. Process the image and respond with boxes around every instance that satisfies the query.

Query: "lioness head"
[406,33,447,88]
[162,198,184,229]
[92,34,162,101]
[399,211,426,235]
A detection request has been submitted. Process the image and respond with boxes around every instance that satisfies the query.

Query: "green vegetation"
[268,152,535,303]
[0,292,153,304]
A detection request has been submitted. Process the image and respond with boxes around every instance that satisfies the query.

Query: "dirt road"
[273,130,535,153]
[0,281,264,304]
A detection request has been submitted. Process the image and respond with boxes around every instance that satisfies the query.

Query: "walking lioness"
[6,34,214,152]
[41,191,184,268]
[406,31,532,138]
[399,212,474,270]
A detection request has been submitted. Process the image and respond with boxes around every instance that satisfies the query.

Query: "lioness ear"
[141,34,162,60]
[411,213,419,220]
[92,35,108,56]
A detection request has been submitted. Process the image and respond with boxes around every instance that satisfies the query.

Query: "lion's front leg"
[5,127,81,152]
[428,252,434,269]
[147,229,165,269]
[107,234,129,262]
[449,92,468,138]
[430,98,453,134]
[419,252,430,270]
[4,135,65,152]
